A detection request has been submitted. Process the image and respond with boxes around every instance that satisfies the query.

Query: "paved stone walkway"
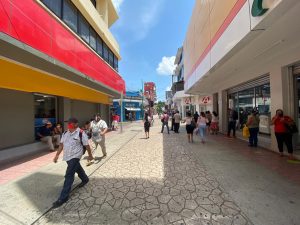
[35,123,253,225]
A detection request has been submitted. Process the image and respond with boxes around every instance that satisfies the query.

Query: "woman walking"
[184,111,195,143]
[144,113,151,139]
[198,112,207,143]
[271,109,296,159]
[246,109,260,147]
[210,111,219,134]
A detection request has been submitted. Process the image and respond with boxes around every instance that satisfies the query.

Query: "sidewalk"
[1,121,300,225]
[0,121,144,225]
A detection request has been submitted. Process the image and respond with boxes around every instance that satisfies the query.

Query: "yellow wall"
[184,0,238,78]
[0,58,110,104]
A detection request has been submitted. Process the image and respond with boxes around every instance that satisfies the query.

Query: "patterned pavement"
[35,123,253,225]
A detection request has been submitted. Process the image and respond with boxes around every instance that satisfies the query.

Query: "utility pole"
[120,91,123,133]
[141,80,144,120]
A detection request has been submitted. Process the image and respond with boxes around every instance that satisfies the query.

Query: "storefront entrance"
[293,65,300,147]
[34,94,57,139]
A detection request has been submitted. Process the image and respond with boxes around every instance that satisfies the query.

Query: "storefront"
[113,99,143,122]
[227,75,271,134]
[183,0,300,153]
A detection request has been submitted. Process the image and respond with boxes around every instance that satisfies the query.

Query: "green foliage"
[156,101,165,114]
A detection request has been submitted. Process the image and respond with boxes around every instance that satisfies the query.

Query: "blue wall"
[113,100,143,121]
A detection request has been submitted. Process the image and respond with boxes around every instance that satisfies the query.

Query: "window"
[63,0,78,32]
[109,49,114,67]
[78,14,89,43]
[103,42,109,62]
[89,28,97,50]
[41,0,62,17]
[96,37,103,57]
[114,55,118,71]
[90,0,96,8]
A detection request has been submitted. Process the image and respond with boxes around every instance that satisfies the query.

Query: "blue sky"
[111,0,195,101]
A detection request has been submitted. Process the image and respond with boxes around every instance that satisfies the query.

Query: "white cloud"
[156,56,176,76]
[112,0,124,12]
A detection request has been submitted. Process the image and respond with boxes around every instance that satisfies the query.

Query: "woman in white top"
[210,111,219,135]
[197,112,208,143]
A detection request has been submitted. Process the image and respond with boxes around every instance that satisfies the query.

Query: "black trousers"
[171,119,175,130]
[275,132,293,154]
[227,121,236,137]
[174,123,180,133]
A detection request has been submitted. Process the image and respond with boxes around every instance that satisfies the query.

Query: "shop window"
[96,37,103,57]
[255,84,271,115]
[238,88,255,127]
[41,0,62,17]
[63,0,78,32]
[34,94,57,139]
[89,28,97,50]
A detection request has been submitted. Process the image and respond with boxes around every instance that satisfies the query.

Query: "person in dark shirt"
[37,121,60,151]
[193,111,199,123]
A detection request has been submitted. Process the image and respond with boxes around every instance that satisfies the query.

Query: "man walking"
[227,108,238,138]
[161,111,170,134]
[52,118,94,208]
[90,114,108,160]
[174,110,181,133]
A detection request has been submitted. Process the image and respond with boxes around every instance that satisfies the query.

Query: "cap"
[68,117,78,124]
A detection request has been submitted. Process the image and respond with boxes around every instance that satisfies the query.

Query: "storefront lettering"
[251,0,269,17]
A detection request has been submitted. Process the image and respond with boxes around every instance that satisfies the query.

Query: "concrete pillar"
[269,67,284,151]
[97,0,108,25]
[219,90,228,134]
[63,98,71,130]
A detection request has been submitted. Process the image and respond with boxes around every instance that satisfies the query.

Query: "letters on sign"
[251,0,269,17]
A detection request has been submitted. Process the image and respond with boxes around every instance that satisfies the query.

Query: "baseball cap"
[68,117,78,124]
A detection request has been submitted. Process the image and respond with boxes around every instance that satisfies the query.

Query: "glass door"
[294,75,300,147]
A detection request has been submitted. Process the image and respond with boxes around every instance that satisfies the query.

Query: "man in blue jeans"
[52,118,94,208]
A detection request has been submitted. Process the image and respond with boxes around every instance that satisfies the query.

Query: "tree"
[156,101,165,115]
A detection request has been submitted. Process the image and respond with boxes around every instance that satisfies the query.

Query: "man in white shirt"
[174,110,181,133]
[90,113,108,159]
[52,118,94,208]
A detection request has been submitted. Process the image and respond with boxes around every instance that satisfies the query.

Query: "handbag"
[285,121,298,134]
[242,125,250,138]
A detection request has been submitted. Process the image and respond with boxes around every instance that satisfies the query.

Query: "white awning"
[125,107,141,111]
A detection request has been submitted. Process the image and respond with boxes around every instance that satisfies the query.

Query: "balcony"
[171,80,184,95]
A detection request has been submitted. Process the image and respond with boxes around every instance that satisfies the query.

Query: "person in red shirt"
[271,109,295,159]
[161,111,170,134]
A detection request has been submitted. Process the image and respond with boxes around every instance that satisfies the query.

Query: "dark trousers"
[59,158,89,201]
[174,123,180,133]
[275,132,293,154]
[161,122,169,133]
[171,119,175,131]
[227,121,236,137]
[249,127,259,146]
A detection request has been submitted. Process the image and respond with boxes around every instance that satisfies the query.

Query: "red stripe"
[186,0,247,81]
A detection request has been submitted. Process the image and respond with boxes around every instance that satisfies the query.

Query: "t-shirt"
[60,128,88,161]
[162,114,169,122]
[39,126,52,137]
[90,120,108,142]
[174,113,181,123]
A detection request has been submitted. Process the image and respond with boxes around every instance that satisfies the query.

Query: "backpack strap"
[79,129,87,154]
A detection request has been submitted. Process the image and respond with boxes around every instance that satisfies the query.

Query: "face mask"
[68,123,75,130]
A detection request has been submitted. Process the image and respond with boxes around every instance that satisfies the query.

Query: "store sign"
[184,98,191,105]
[201,96,211,104]
[251,0,269,17]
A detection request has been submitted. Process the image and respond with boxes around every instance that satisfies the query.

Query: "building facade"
[172,46,213,117]
[113,91,143,121]
[0,0,125,149]
[144,82,157,102]
[184,0,300,152]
